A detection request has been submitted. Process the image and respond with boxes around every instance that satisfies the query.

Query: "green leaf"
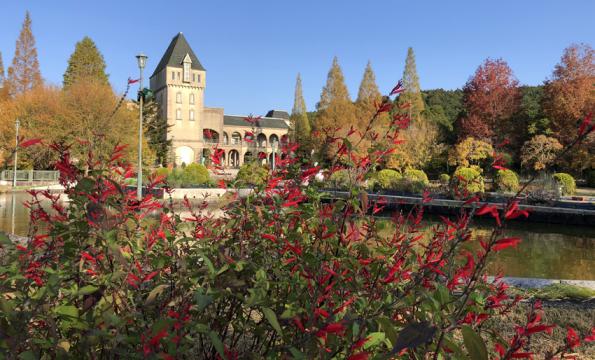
[378,317,398,346]
[262,307,283,336]
[209,331,225,359]
[0,232,10,245]
[18,351,36,360]
[202,256,215,276]
[55,305,78,319]
[194,289,213,312]
[364,332,385,349]
[289,347,306,359]
[78,285,98,296]
[461,325,488,360]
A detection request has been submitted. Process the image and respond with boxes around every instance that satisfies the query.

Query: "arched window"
[203,129,220,144]
[257,134,267,148]
[176,92,182,104]
[223,132,229,145]
[189,93,195,105]
[269,134,279,144]
[176,109,182,120]
[231,132,242,145]
[189,110,195,121]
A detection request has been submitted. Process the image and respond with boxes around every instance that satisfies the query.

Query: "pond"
[0,191,593,280]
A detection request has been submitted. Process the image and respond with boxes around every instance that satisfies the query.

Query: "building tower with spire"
[150,33,290,168]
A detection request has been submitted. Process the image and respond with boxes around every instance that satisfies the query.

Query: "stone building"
[150,33,289,168]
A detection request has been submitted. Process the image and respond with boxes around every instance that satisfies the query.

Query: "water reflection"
[0,192,593,280]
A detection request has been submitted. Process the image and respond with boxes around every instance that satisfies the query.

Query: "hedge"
[236,162,269,186]
[400,169,429,193]
[439,173,450,184]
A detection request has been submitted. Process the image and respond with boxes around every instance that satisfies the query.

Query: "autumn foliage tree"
[6,11,43,97]
[314,57,357,161]
[397,47,425,122]
[520,135,563,172]
[459,59,520,143]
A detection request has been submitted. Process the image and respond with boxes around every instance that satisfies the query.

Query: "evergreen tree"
[63,36,109,88]
[315,57,357,161]
[143,100,172,167]
[399,47,425,121]
[6,11,42,96]
[291,73,311,143]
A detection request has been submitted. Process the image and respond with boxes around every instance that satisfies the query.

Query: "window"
[193,73,196,82]
[197,74,201,83]
[189,93,195,105]
[183,62,190,82]
[172,71,175,80]
[189,110,195,121]
[177,71,181,80]
[176,92,182,104]
[176,108,182,120]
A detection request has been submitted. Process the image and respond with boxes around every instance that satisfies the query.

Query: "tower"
[150,32,206,165]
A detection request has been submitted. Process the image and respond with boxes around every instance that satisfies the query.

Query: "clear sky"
[1,0,593,115]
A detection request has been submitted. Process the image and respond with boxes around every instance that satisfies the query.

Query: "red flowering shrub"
[0,84,593,359]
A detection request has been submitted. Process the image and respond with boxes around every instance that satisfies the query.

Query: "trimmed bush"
[397,169,429,193]
[328,169,351,189]
[182,163,210,185]
[495,169,519,193]
[153,167,170,178]
[586,169,595,188]
[439,173,450,184]
[376,169,402,190]
[236,162,269,186]
[451,166,484,196]
[553,173,576,195]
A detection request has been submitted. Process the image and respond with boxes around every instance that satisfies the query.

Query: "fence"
[0,170,59,184]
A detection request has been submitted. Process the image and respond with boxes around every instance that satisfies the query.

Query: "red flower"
[566,327,580,349]
[492,237,522,251]
[19,138,43,147]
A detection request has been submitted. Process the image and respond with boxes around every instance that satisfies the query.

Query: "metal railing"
[0,170,59,183]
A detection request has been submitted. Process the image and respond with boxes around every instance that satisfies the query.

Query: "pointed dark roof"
[151,33,205,78]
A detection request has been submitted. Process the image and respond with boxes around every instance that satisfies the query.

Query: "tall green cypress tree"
[399,47,425,121]
[63,36,109,88]
[291,73,311,142]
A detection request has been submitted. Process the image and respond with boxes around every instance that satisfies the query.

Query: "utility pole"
[13,119,20,189]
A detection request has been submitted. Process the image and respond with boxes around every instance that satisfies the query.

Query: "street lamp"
[13,119,20,189]
[271,140,278,171]
[136,52,148,200]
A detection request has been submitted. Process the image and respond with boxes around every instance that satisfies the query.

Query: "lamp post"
[136,52,148,200]
[271,140,277,171]
[13,119,20,189]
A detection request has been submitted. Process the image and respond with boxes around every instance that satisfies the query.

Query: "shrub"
[398,169,429,193]
[553,172,576,195]
[328,169,351,189]
[451,166,485,196]
[153,167,170,179]
[495,169,520,193]
[182,163,210,185]
[236,162,269,186]
[376,169,402,190]
[439,173,450,184]
[586,169,595,188]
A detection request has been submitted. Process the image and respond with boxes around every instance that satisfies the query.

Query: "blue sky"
[1,0,593,115]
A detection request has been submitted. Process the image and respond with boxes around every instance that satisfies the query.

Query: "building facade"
[150,33,289,168]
